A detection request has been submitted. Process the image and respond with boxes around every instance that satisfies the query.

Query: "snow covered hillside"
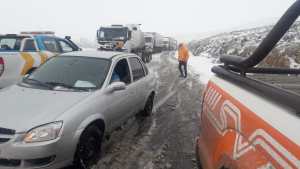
[189,21,300,68]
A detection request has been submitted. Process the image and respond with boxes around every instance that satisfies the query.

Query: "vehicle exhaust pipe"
[220,0,300,68]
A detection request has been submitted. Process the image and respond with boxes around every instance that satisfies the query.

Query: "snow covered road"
[63,51,209,169]
[174,51,216,84]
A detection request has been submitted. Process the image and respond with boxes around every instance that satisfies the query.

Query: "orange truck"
[196,1,300,169]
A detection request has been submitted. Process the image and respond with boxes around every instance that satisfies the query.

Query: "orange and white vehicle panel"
[196,76,300,169]
[0,33,80,88]
[0,51,52,88]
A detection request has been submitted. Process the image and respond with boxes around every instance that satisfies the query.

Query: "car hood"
[0,85,92,132]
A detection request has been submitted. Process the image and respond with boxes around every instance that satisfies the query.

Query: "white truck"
[148,32,164,53]
[144,33,155,59]
[97,24,152,62]
[162,37,170,51]
[162,37,178,51]
[0,32,80,88]
[168,37,178,50]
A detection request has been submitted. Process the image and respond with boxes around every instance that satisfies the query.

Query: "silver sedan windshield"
[24,56,110,90]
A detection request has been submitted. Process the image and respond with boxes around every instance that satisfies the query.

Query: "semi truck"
[97,24,152,62]
[147,32,164,53]
[144,33,155,61]
[162,37,170,51]
[162,37,178,51]
[168,37,178,50]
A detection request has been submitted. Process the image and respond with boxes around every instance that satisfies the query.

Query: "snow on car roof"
[60,51,125,59]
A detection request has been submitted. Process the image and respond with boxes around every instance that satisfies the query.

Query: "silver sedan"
[0,51,157,169]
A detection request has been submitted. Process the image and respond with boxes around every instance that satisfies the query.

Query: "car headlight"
[24,121,63,143]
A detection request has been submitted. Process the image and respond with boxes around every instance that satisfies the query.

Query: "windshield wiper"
[23,78,52,89]
[45,82,89,91]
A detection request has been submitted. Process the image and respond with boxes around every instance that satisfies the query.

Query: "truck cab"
[144,33,155,54]
[97,24,145,53]
[0,32,80,88]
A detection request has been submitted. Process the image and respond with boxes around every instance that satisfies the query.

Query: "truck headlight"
[24,121,63,143]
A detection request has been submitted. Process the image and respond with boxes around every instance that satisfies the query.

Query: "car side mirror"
[65,36,71,40]
[106,82,126,93]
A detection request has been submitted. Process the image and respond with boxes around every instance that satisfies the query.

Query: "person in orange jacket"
[178,43,190,78]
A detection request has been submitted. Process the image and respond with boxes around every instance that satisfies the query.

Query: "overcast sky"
[0,0,296,40]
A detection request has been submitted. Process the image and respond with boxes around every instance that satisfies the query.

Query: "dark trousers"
[178,61,187,77]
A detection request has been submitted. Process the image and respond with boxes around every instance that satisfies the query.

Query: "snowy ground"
[188,54,216,84]
[174,52,216,84]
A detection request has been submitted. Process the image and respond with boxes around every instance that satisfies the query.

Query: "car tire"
[140,94,154,116]
[74,125,103,169]
[146,55,150,63]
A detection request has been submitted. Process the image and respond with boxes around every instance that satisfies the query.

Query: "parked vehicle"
[97,24,152,63]
[162,37,170,51]
[168,37,178,50]
[0,51,157,169]
[0,32,80,88]
[148,32,164,53]
[144,33,154,53]
[196,1,300,169]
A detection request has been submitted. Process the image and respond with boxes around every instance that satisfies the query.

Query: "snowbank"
[188,54,216,84]
[174,52,216,84]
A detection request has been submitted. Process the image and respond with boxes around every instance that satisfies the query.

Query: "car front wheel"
[74,125,103,169]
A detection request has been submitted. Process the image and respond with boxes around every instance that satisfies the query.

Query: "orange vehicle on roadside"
[196,1,300,169]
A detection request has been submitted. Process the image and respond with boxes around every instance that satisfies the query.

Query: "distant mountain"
[189,21,300,68]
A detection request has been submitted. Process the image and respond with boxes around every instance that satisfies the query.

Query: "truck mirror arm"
[220,0,300,69]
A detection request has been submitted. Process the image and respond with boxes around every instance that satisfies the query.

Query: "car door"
[20,38,45,74]
[56,39,77,53]
[128,56,148,113]
[104,58,135,130]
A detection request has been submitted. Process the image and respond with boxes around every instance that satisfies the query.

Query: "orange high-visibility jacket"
[178,46,190,62]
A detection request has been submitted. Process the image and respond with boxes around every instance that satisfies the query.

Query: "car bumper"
[0,135,73,169]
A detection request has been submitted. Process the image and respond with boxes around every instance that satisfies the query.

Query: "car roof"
[0,34,60,39]
[60,50,131,60]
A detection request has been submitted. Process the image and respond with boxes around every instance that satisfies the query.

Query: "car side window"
[110,58,131,85]
[23,39,37,52]
[129,57,145,81]
[58,40,74,53]
[141,61,149,75]
[42,38,60,53]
